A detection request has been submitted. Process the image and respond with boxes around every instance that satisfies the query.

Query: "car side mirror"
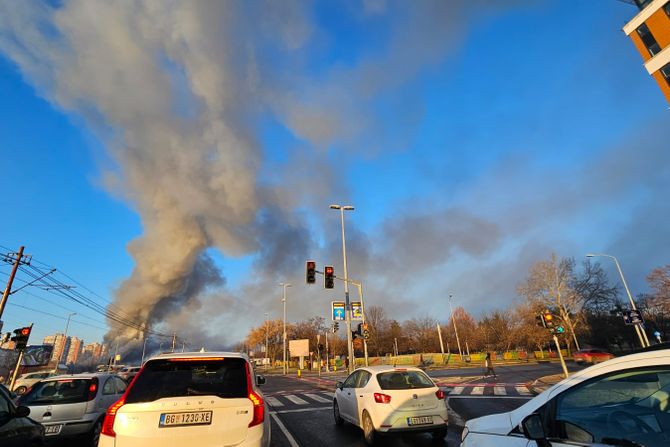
[256,375,266,386]
[522,413,547,439]
[15,406,30,418]
[336,381,344,390]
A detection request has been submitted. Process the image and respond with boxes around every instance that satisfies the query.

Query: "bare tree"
[365,305,390,356]
[403,316,440,353]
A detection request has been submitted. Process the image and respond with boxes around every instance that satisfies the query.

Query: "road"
[267,361,585,446]
[47,362,584,447]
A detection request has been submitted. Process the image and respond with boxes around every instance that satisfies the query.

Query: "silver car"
[17,373,126,446]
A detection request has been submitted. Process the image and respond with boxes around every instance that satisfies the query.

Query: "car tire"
[88,419,103,447]
[15,385,27,395]
[362,411,376,445]
[333,400,344,426]
[432,428,448,440]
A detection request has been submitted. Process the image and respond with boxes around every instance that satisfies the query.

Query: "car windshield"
[377,371,434,390]
[124,358,248,404]
[20,378,92,405]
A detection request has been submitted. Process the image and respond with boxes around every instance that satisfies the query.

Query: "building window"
[636,23,661,56]
[661,63,670,87]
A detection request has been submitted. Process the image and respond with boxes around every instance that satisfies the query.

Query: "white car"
[98,351,270,447]
[11,370,57,395]
[333,365,448,444]
[461,349,670,446]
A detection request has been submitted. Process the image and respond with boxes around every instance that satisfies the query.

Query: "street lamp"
[265,312,269,371]
[57,312,76,369]
[586,253,650,347]
[280,283,291,375]
[330,204,355,374]
[448,295,463,358]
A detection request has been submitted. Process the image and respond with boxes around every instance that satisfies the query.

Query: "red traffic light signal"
[324,266,335,289]
[306,261,316,284]
[20,327,31,336]
[542,312,555,329]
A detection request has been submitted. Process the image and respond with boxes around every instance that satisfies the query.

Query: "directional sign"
[332,301,345,321]
[623,310,644,326]
[351,302,363,320]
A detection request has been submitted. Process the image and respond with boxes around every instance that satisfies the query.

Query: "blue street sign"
[332,301,345,321]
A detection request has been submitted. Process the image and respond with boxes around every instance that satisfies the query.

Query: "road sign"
[351,301,363,320]
[332,301,345,321]
[623,310,644,326]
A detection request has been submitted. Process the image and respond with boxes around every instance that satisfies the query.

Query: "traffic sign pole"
[553,334,569,379]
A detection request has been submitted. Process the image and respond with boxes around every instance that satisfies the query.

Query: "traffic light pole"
[9,322,33,391]
[553,334,569,379]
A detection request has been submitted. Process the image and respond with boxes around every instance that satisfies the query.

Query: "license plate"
[407,416,433,426]
[159,411,213,427]
[44,424,63,435]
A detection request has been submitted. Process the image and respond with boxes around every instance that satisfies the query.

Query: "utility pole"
[553,335,569,378]
[448,294,463,359]
[171,332,176,352]
[281,283,291,375]
[0,246,26,320]
[436,323,445,363]
[325,331,330,372]
[57,313,76,369]
[265,312,269,371]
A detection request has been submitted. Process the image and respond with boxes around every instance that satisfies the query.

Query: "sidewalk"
[529,373,568,395]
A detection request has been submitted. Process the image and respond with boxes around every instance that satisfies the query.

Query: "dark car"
[0,382,44,447]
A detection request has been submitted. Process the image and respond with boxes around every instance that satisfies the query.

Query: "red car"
[572,348,614,364]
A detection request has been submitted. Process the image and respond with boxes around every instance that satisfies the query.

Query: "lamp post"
[448,295,463,359]
[57,312,76,369]
[280,283,291,375]
[330,204,355,374]
[265,312,269,371]
[586,253,650,347]
[141,335,149,365]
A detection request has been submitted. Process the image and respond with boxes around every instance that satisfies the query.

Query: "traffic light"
[306,261,316,284]
[318,344,324,352]
[324,266,335,289]
[362,323,370,340]
[542,311,555,329]
[332,322,339,333]
[554,325,565,334]
[536,315,544,327]
[11,326,31,350]
[354,322,363,338]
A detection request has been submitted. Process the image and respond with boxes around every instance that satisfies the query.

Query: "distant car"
[117,366,141,383]
[333,366,448,445]
[0,380,45,447]
[572,348,614,364]
[97,351,270,447]
[461,349,670,447]
[18,373,126,446]
[12,371,58,395]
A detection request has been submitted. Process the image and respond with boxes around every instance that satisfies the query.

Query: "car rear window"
[125,358,248,404]
[377,370,434,390]
[20,378,93,405]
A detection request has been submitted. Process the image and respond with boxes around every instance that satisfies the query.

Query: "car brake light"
[87,378,99,401]
[101,397,125,437]
[374,393,391,404]
[248,390,264,427]
[435,389,445,400]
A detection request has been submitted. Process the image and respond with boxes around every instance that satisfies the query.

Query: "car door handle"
[359,395,363,398]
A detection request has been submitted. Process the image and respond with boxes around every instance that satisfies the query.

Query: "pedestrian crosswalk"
[265,391,334,409]
[446,384,533,397]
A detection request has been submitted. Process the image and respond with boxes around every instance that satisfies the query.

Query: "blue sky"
[0,0,668,350]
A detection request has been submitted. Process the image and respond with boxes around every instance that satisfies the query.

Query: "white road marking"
[305,393,331,403]
[515,386,531,396]
[271,406,331,414]
[494,386,507,395]
[284,394,309,405]
[470,386,484,395]
[266,396,284,407]
[450,386,464,395]
[271,413,300,447]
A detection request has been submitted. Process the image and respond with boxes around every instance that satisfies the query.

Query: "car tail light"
[87,378,99,401]
[245,361,264,427]
[374,393,391,404]
[101,397,125,437]
[435,389,445,400]
[248,390,264,427]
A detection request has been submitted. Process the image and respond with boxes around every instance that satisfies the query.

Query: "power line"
[6,302,108,331]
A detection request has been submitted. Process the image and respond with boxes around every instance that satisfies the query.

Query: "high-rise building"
[43,333,71,364]
[83,342,104,359]
[623,0,670,104]
[66,337,84,364]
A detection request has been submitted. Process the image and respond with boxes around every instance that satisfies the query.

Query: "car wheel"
[15,385,27,395]
[362,411,376,445]
[432,428,448,441]
[333,400,344,426]
[88,419,102,447]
